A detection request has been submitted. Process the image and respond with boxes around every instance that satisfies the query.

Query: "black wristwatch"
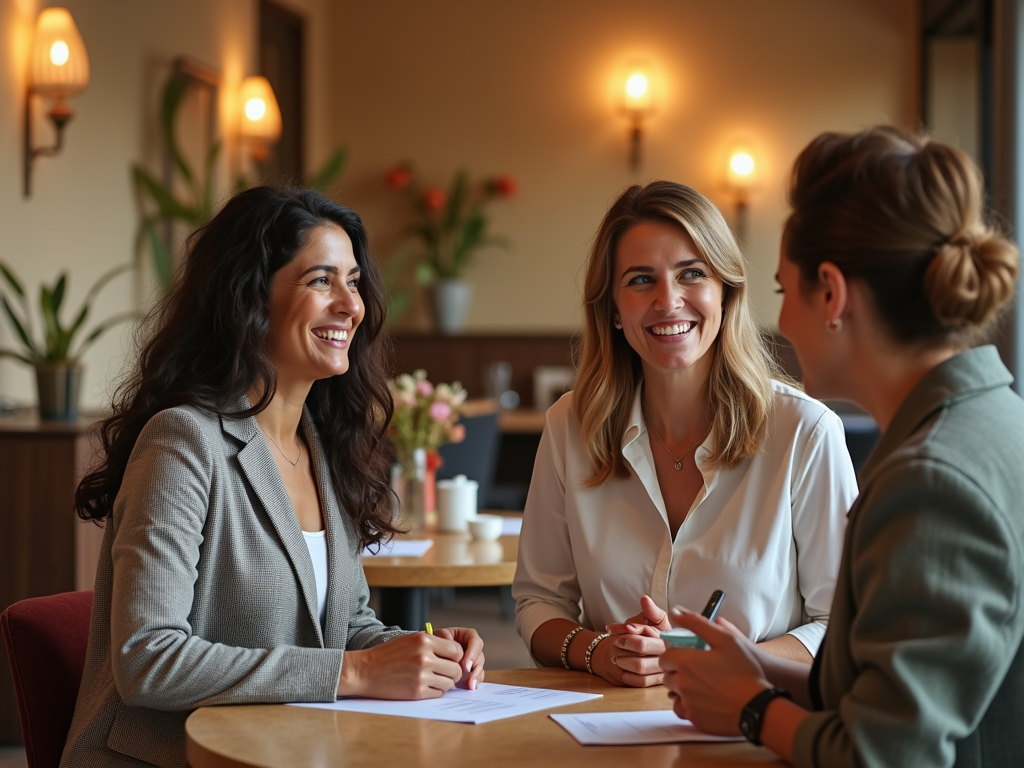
[739,687,793,745]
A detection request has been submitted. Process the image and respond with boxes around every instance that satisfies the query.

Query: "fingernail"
[466,660,473,672]
[670,605,686,614]
[470,679,478,690]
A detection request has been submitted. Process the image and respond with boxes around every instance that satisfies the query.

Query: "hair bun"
[924,226,1019,329]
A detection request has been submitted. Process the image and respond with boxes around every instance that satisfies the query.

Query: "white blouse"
[513,381,858,656]
[302,529,329,629]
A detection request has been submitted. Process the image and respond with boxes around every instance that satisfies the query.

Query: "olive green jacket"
[795,345,1024,768]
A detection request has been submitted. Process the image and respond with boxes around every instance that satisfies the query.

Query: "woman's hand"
[605,594,673,634]
[433,626,485,690]
[592,596,670,687]
[659,608,772,733]
[337,632,465,699]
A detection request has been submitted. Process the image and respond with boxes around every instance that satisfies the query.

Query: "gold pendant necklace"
[645,415,709,471]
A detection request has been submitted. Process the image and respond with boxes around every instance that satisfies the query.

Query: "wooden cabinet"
[0,414,103,743]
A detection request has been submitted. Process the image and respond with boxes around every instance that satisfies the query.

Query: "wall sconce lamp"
[239,76,282,165]
[23,7,90,197]
[619,62,656,172]
[726,147,758,242]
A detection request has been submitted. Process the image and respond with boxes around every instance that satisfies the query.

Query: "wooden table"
[362,522,519,630]
[186,667,784,768]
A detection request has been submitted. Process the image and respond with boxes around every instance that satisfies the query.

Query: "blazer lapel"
[222,408,325,646]
[302,412,354,649]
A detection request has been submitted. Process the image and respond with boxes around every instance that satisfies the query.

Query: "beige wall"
[326,0,918,334]
[0,0,916,408]
[0,0,330,409]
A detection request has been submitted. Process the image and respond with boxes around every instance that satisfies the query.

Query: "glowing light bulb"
[626,73,649,100]
[730,152,755,177]
[245,98,267,121]
[49,40,69,66]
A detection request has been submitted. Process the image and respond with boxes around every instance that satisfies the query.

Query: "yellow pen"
[425,622,433,635]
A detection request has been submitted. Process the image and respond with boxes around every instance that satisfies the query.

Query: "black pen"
[700,589,726,622]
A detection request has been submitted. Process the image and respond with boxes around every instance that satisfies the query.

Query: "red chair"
[1,591,93,768]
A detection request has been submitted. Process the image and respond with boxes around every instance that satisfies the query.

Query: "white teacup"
[467,513,503,541]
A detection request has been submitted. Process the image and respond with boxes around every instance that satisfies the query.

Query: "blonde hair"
[786,125,1019,346]
[575,181,781,485]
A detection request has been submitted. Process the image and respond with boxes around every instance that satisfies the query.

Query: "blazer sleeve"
[786,408,857,654]
[109,409,345,711]
[793,458,1024,768]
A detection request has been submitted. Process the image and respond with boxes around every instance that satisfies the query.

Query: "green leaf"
[72,311,135,360]
[199,141,221,222]
[307,146,348,192]
[0,262,26,298]
[50,273,67,320]
[415,261,436,286]
[387,290,411,323]
[143,221,173,289]
[0,348,35,366]
[160,72,195,189]
[40,284,61,352]
[1,296,38,359]
[132,165,200,223]
[444,170,468,233]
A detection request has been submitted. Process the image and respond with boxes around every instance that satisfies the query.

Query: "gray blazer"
[793,346,1024,768]
[60,403,404,768]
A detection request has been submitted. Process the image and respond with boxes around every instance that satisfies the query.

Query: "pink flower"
[423,187,447,212]
[416,380,434,396]
[386,166,412,189]
[429,401,452,421]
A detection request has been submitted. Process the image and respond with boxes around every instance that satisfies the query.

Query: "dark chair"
[437,399,501,509]
[1,591,93,768]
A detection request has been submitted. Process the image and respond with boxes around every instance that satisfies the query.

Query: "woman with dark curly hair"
[61,187,484,768]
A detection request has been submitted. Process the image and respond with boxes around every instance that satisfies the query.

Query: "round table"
[361,524,518,629]
[186,667,785,768]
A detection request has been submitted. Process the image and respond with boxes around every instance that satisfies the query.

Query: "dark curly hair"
[74,186,400,549]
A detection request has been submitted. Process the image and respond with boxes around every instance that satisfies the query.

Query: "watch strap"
[739,687,792,746]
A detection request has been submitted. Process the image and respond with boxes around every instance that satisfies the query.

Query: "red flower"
[490,175,518,198]
[385,166,412,190]
[423,187,447,212]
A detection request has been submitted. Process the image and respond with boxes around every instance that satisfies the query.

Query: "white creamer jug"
[436,474,479,532]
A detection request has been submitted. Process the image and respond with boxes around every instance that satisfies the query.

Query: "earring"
[613,319,622,329]
[826,318,843,333]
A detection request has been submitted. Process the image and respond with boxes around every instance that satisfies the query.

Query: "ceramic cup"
[436,474,478,533]
[467,513,503,541]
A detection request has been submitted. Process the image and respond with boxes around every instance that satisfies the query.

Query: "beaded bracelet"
[560,626,585,669]
[584,631,612,674]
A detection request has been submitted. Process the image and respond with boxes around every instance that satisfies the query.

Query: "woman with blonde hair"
[662,126,1023,766]
[513,181,858,686]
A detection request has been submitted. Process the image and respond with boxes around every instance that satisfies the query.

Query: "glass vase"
[396,447,427,532]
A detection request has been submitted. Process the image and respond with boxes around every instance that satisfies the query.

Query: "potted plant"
[385,164,516,333]
[0,261,132,420]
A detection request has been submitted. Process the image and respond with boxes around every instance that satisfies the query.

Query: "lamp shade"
[30,8,89,99]
[239,76,282,143]
[727,149,757,190]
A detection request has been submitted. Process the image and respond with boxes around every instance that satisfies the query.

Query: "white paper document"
[500,516,523,536]
[361,539,433,557]
[290,682,601,724]
[550,710,745,745]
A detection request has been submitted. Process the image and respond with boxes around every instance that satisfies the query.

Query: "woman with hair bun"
[661,126,1024,767]
[513,180,858,686]
[61,187,484,768]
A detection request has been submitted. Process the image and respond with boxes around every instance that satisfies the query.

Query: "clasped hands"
[338,626,485,699]
[599,596,771,729]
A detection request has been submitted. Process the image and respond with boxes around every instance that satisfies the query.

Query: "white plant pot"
[431,279,473,335]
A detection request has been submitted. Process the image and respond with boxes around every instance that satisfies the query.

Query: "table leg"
[377,587,430,630]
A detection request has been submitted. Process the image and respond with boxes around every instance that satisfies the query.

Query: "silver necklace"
[265,432,301,467]
[644,414,709,471]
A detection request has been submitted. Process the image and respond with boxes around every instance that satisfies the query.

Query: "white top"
[513,380,858,656]
[302,530,329,628]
